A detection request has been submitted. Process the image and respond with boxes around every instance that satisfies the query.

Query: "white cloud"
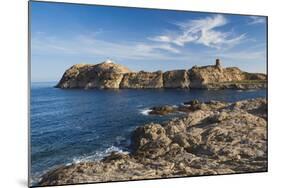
[248,16,266,25]
[31,33,181,61]
[135,43,180,54]
[31,31,264,64]
[149,15,246,49]
[31,32,266,74]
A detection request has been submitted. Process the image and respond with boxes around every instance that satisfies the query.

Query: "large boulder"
[131,123,172,158]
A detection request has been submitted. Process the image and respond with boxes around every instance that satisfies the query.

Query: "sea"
[30,82,267,184]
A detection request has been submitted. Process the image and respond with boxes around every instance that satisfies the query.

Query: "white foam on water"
[139,108,152,115]
[31,146,130,186]
[72,146,128,164]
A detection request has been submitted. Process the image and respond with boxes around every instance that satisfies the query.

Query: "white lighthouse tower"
[104,58,114,64]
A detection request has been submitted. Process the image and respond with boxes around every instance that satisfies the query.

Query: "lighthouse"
[104,58,114,64]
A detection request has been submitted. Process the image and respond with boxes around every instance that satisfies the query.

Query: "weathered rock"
[188,63,266,89]
[38,98,267,186]
[149,100,228,115]
[184,99,200,106]
[131,123,172,158]
[163,70,189,88]
[56,62,131,89]
[149,105,177,115]
[120,71,163,88]
[56,60,267,89]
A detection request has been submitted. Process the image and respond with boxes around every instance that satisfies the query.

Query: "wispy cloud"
[31,32,264,63]
[31,31,266,75]
[149,15,246,49]
[31,33,181,61]
[248,16,266,25]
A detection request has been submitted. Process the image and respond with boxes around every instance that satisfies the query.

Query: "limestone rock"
[188,64,266,89]
[56,62,131,89]
[56,60,267,89]
[149,105,177,115]
[120,71,163,88]
[38,98,267,186]
[163,70,189,88]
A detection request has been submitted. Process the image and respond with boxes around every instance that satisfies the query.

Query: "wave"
[139,108,152,116]
[72,146,128,164]
[31,146,128,186]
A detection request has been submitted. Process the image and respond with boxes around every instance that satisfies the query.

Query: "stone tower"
[215,58,221,67]
[215,58,223,71]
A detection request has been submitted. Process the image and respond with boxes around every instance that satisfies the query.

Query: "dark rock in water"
[38,98,267,186]
[149,105,177,115]
[177,105,192,113]
[184,99,200,106]
[56,60,267,89]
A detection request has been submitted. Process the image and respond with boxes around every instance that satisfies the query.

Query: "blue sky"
[31,1,267,82]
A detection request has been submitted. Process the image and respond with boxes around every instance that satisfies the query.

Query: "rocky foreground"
[38,98,267,186]
[56,59,267,89]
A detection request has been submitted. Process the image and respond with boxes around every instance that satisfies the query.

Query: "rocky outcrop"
[149,105,177,115]
[188,65,267,89]
[120,71,163,88]
[56,62,131,89]
[38,98,267,186]
[187,59,267,89]
[56,59,267,89]
[163,70,189,88]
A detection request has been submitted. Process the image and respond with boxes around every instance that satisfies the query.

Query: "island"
[37,59,268,186]
[56,59,267,90]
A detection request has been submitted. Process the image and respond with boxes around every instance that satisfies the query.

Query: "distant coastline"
[55,59,267,90]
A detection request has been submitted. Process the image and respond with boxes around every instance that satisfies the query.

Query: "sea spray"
[72,146,129,164]
[139,108,152,115]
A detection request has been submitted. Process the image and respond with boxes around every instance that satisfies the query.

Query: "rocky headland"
[56,59,267,89]
[38,98,267,186]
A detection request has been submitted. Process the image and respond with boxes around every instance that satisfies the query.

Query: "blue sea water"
[30,82,266,183]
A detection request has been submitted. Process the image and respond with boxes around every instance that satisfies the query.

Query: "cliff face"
[56,60,267,89]
[120,71,163,88]
[56,62,131,89]
[189,66,244,88]
[163,70,189,88]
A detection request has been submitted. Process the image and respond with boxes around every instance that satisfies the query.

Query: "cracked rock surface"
[39,98,267,186]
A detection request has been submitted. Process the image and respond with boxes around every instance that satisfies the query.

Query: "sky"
[30,1,267,82]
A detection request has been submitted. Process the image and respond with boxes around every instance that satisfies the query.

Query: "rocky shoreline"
[38,98,267,186]
[56,59,267,90]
